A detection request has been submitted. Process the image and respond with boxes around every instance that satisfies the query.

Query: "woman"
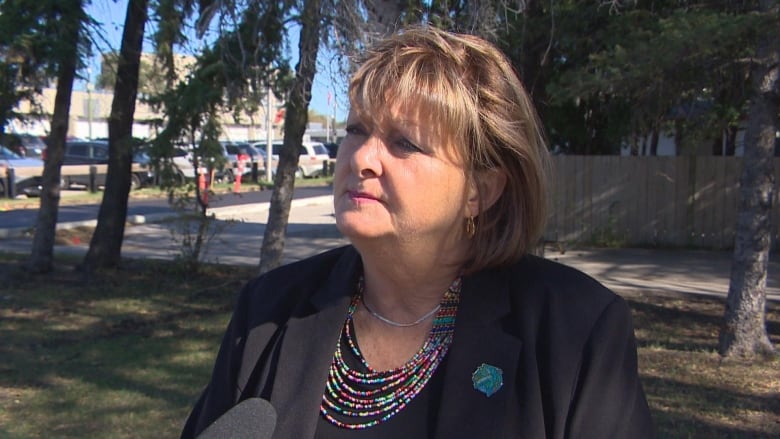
[182,26,654,438]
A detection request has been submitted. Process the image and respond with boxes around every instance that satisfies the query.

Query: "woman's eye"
[345,124,367,136]
[394,138,422,153]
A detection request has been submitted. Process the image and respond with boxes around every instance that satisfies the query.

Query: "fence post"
[89,165,97,193]
[322,160,335,176]
[5,167,15,199]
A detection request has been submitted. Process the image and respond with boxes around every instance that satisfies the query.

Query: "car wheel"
[130,174,142,190]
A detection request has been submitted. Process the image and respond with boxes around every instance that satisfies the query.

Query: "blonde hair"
[349,26,551,272]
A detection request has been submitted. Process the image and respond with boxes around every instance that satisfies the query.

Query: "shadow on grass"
[0,257,253,437]
[627,293,780,438]
[654,411,780,439]
[628,294,780,350]
[645,374,780,438]
[2,254,778,438]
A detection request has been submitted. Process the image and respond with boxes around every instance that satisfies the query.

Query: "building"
[6,52,286,143]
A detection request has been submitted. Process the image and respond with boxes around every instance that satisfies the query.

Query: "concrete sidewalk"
[0,195,346,267]
[0,194,777,301]
[548,247,779,301]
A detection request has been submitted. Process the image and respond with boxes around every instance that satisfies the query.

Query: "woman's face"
[333,103,472,252]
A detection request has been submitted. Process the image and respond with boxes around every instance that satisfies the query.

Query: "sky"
[84,0,347,122]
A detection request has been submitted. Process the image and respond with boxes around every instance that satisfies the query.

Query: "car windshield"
[19,135,46,149]
[133,152,150,163]
[311,144,328,155]
[1,145,23,159]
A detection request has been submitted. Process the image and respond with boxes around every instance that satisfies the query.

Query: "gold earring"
[466,216,476,238]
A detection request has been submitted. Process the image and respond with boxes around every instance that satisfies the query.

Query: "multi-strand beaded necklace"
[320,276,461,429]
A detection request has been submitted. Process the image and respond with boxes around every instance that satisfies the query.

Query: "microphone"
[196,398,277,439]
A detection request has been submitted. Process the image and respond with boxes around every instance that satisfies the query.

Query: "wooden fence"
[545,156,780,250]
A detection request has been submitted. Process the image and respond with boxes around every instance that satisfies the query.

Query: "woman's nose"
[350,135,383,178]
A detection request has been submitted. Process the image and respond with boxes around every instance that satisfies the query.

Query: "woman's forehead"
[351,97,443,129]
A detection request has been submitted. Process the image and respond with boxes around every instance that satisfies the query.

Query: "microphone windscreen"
[196,398,277,439]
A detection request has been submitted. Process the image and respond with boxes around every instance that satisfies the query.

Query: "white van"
[256,140,331,178]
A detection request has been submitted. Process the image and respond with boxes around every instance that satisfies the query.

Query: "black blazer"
[181,246,654,438]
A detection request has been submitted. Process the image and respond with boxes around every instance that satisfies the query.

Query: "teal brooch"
[472,363,503,397]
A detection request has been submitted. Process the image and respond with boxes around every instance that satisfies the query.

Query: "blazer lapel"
[269,247,361,439]
[434,269,522,438]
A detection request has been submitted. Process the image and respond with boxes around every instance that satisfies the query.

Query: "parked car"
[295,141,331,177]
[156,142,241,185]
[170,147,197,181]
[0,145,44,197]
[243,144,268,167]
[62,140,154,190]
[254,140,331,177]
[229,143,270,176]
[239,144,270,178]
[0,133,48,159]
[206,141,239,183]
[249,142,279,176]
[212,141,271,182]
[323,142,340,159]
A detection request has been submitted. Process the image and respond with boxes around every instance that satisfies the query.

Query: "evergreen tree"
[20,0,92,273]
[81,0,149,272]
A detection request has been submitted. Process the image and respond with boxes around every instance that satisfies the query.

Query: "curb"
[0,195,335,239]
[206,194,333,219]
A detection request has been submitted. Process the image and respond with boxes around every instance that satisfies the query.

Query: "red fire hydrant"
[233,152,249,193]
[198,167,211,205]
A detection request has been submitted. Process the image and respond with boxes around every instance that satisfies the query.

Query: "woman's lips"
[348,190,380,202]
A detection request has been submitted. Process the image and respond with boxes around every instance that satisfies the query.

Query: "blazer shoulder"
[252,245,355,288]
[501,254,625,324]
[235,245,358,321]
[512,254,613,293]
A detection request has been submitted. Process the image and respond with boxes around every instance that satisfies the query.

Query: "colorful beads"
[320,276,462,429]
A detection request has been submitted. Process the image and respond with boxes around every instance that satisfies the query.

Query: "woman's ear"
[466,169,507,217]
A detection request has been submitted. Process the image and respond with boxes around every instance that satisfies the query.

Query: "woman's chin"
[336,221,391,243]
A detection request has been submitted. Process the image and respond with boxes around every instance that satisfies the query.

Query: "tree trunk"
[28,1,82,273]
[725,125,738,156]
[81,0,147,272]
[712,133,723,156]
[258,0,322,273]
[516,0,551,117]
[674,119,685,156]
[718,0,777,358]
[649,127,659,156]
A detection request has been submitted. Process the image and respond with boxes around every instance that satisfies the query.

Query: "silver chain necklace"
[361,296,441,327]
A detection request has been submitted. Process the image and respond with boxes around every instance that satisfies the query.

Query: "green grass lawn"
[0,253,778,438]
[0,176,333,211]
[0,255,248,438]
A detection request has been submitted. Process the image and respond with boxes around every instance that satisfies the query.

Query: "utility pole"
[265,85,274,182]
[86,67,93,140]
[332,98,338,143]
[326,109,330,143]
